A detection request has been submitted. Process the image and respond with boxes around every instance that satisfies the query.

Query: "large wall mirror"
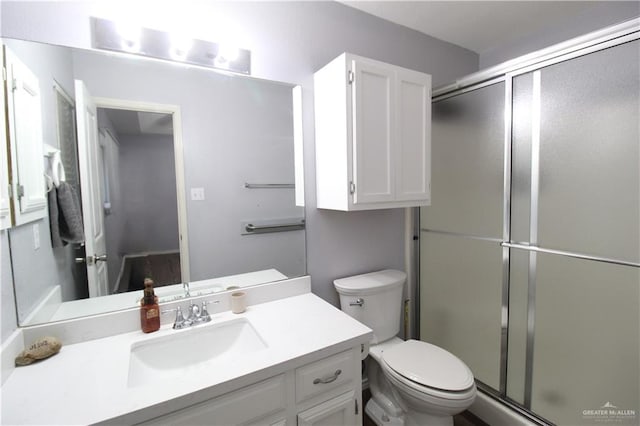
[2,37,305,326]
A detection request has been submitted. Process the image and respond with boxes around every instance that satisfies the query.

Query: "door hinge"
[348,70,354,85]
[349,181,356,194]
[355,399,359,415]
[2,67,6,82]
[11,78,17,92]
[16,184,24,198]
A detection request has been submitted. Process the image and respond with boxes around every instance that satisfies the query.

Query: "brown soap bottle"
[140,278,160,333]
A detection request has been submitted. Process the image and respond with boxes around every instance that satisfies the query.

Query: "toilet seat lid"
[382,340,474,392]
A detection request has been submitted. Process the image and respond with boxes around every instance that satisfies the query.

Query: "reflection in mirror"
[98,108,180,295]
[2,37,305,326]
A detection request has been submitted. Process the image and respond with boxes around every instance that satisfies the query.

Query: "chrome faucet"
[183,281,191,298]
[163,300,219,329]
[162,306,190,329]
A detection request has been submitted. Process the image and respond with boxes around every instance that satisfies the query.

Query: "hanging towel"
[48,182,85,247]
[56,182,85,244]
[48,187,64,248]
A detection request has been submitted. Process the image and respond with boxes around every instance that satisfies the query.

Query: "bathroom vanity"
[0,277,371,425]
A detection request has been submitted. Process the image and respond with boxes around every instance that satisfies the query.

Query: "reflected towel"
[48,182,85,247]
[57,182,84,244]
[48,188,64,248]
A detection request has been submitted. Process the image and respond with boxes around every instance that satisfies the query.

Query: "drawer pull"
[313,369,342,385]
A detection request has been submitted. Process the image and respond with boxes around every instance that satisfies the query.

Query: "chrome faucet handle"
[162,306,190,329]
[198,300,220,323]
[186,302,201,322]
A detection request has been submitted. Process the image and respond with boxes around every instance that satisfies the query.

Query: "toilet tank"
[333,269,406,344]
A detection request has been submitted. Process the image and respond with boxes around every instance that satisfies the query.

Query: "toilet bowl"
[334,270,476,426]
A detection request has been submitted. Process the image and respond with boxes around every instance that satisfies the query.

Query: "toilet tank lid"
[334,269,406,295]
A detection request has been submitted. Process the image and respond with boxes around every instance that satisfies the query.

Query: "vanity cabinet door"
[297,390,357,426]
[137,375,287,426]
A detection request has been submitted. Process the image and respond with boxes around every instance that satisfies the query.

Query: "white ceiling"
[102,109,173,137]
[340,1,627,54]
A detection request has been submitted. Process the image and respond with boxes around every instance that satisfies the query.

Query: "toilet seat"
[381,340,475,394]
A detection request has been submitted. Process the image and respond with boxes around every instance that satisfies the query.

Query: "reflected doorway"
[96,107,181,294]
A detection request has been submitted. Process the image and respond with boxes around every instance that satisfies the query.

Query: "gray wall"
[3,39,84,325]
[0,1,478,342]
[479,2,640,68]
[71,50,304,281]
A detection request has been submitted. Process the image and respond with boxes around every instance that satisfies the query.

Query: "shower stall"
[418,20,639,425]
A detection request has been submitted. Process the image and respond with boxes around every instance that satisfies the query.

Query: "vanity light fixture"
[115,21,141,52]
[216,45,239,63]
[169,34,193,61]
[92,17,251,74]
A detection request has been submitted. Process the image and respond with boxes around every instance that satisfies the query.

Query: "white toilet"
[334,269,476,426]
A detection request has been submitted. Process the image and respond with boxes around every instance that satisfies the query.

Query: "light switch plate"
[191,187,205,201]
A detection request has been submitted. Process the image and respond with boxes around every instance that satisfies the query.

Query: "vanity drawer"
[295,350,356,403]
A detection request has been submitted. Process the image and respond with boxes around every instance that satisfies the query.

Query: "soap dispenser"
[140,278,160,333]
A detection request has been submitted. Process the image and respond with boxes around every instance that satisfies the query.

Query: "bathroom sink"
[128,318,267,387]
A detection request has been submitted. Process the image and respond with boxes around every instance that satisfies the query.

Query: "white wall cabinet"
[3,46,47,226]
[136,348,361,426]
[0,56,12,230]
[314,53,431,211]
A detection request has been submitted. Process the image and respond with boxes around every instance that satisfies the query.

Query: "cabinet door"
[351,59,395,205]
[4,47,47,225]
[138,375,287,426]
[297,391,357,426]
[0,60,12,229]
[395,68,431,203]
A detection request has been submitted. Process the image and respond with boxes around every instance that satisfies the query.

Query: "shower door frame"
[415,17,640,425]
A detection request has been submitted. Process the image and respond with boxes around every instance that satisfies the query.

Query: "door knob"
[86,254,107,265]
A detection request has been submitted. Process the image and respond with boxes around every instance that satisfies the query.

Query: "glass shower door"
[421,36,640,425]
[420,81,506,391]
[507,39,640,424]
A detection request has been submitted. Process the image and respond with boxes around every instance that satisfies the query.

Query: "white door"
[75,80,108,297]
[351,58,395,205]
[395,67,431,202]
[297,391,358,426]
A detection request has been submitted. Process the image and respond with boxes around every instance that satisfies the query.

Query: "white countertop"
[1,293,371,425]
